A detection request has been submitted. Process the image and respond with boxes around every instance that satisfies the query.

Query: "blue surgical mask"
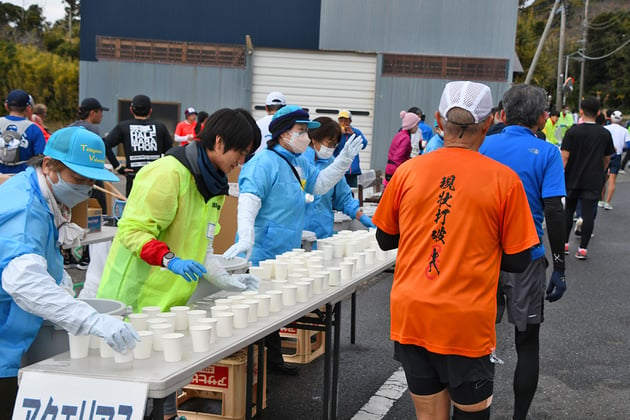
[47,172,93,208]
[316,145,335,160]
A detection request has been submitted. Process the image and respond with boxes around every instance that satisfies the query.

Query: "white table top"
[80,225,118,246]
[19,253,395,398]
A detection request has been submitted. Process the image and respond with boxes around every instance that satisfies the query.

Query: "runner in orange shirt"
[174,106,198,146]
[372,81,539,420]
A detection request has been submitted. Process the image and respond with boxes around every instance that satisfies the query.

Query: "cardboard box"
[71,198,102,232]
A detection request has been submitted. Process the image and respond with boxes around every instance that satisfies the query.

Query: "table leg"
[246,343,254,420]
[151,396,164,419]
[351,292,356,344]
[331,301,341,420]
[323,303,333,420]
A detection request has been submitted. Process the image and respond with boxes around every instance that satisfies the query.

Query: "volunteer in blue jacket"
[334,109,368,187]
[0,127,139,418]
[304,116,375,239]
[224,105,362,375]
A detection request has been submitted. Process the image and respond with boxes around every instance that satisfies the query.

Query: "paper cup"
[274,262,289,280]
[282,285,298,306]
[186,309,208,328]
[259,260,275,279]
[149,323,173,351]
[147,317,169,330]
[248,266,265,279]
[308,264,324,277]
[68,333,90,359]
[141,306,162,317]
[190,325,212,353]
[162,333,184,362]
[99,337,115,358]
[311,275,324,294]
[354,252,366,271]
[89,335,100,349]
[321,245,334,261]
[363,248,377,266]
[211,305,231,318]
[340,262,354,281]
[289,261,306,274]
[333,242,345,258]
[197,318,217,343]
[272,279,288,290]
[294,281,310,302]
[242,299,259,323]
[267,290,283,312]
[156,312,177,329]
[169,306,190,331]
[227,295,246,304]
[114,348,134,363]
[231,304,250,329]
[254,294,271,317]
[214,298,231,306]
[328,267,341,286]
[316,271,330,290]
[214,312,234,337]
[133,330,153,360]
[241,291,259,298]
[287,274,303,283]
[127,313,149,331]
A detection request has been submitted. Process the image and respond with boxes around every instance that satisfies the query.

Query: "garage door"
[251,48,377,172]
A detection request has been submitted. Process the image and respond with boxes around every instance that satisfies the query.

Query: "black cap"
[131,94,152,115]
[80,97,109,112]
[6,90,32,107]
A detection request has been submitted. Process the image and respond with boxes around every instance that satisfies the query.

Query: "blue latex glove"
[167,258,207,282]
[89,314,140,353]
[359,214,376,229]
[546,270,566,302]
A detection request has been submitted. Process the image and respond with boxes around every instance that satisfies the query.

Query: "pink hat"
[400,110,420,131]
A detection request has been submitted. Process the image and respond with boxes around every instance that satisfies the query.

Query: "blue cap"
[269,105,320,140]
[44,126,119,182]
[6,90,32,107]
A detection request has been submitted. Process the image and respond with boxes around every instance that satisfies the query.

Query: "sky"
[3,0,66,24]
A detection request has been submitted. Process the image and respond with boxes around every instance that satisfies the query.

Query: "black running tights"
[513,324,540,420]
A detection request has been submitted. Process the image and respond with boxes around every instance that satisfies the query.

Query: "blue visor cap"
[269,105,321,140]
[44,126,119,182]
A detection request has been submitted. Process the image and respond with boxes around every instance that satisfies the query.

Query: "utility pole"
[578,0,590,110]
[555,2,566,112]
[525,0,561,84]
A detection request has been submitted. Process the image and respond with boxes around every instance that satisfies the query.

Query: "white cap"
[439,81,493,123]
[185,107,197,116]
[265,91,286,106]
[611,110,622,123]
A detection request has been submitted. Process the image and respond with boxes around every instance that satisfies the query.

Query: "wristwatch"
[162,251,176,268]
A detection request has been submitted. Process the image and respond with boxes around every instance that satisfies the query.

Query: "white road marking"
[351,367,408,420]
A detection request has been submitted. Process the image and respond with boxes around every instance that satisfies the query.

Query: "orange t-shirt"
[175,120,196,146]
[372,147,539,358]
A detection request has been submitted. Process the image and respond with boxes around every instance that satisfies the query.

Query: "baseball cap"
[611,110,623,123]
[338,110,352,120]
[131,94,152,114]
[44,126,119,182]
[6,90,32,107]
[439,81,493,123]
[269,105,321,140]
[80,97,109,112]
[265,91,286,106]
[185,107,197,117]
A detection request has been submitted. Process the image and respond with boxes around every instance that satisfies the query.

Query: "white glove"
[204,254,260,291]
[61,270,75,297]
[223,193,261,260]
[313,134,363,195]
[88,313,140,353]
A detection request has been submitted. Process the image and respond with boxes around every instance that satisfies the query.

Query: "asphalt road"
[68,174,630,419]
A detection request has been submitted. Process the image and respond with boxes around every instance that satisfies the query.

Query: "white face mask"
[287,131,310,154]
[316,145,335,160]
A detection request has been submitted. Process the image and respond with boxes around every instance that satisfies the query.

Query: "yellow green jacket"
[97,155,224,311]
[543,118,560,146]
[557,112,574,140]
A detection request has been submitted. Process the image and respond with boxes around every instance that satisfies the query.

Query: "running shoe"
[63,252,79,268]
[575,248,588,260]
[597,201,606,208]
[574,217,583,236]
[604,202,613,210]
[76,256,90,270]
[564,243,569,255]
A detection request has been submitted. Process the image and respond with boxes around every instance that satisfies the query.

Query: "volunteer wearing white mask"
[303,116,375,239]
[0,126,139,419]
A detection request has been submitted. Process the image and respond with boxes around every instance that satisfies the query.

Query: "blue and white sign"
[14,372,148,420]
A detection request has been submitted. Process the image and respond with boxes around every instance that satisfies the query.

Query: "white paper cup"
[345,241,358,256]
[254,294,271,317]
[227,295,246,304]
[259,260,275,279]
[241,291,259,298]
[308,264,324,277]
[197,318,217,343]
[162,332,184,362]
[316,271,330,290]
[242,299,259,323]
[363,248,377,265]
[231,304,250,329]
[248,266,265,279]
[190,325,212,353]
[211,305,232,318]
[333,242,345,258]
[146,317,169,330]
[214,298,231,306]
[133,330,153,360]
[68,333,90,359]
[321,245,334,261]
[149,323,173,351]
[311,274,324,294]
[214,312,234,337]
[156,312,177,329]
[89,335,100,349]
[127,313,149,331]
[114,348,134,363]
[287,274,303,283]
[327,267,341,286]
[267,290,283,312]
[282,285,298,306]
[274,262,289,280]
[271,279,288,290]
[99,337,115,358]
[294,281,310,302]
[289,261,306,274]
[340,262,354,281]
[141,306,162,317]
[169,306,190,331]
[292,247,306,253]
[354,252,366,271]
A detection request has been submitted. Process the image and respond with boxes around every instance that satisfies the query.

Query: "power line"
[577,36,630,60]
